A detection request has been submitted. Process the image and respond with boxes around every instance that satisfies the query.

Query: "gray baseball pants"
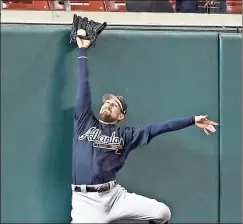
[71,181,171,223]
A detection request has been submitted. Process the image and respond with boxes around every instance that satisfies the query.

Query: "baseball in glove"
[70,14,107,47]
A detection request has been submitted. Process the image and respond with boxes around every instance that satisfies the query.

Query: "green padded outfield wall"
[1,25,241,223]
[219,34,242,223]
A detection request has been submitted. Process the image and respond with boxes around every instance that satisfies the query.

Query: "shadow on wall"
[40,33,74,222]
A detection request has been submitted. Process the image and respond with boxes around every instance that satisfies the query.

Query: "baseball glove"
[69,14,79,44]
[70,14,107,47]
[83,19,107,46]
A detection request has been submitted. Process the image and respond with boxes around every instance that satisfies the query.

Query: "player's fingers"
[76,37,81,44]
[204,128,209,135]
[207,125,216,132]
[210,121,219,125]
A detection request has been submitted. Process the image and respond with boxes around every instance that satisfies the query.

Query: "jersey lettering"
[78,127,124,153]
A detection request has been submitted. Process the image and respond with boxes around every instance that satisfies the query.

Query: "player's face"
[99,99,124,123]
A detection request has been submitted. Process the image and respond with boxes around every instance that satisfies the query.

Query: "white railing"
[1,11,242,27]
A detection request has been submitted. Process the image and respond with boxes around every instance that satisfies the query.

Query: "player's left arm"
[126,115,218,150]
[75,45,91,117]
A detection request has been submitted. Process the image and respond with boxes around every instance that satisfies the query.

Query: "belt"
[73,180,117,193]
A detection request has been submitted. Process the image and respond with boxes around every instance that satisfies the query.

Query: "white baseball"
[77,29,86,36]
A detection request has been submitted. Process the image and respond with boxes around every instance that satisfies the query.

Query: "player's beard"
[99,109,117,123]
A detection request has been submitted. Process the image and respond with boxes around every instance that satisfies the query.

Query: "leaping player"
[70,35,219,223]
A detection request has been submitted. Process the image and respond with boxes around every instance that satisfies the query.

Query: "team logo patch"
[78,127,124,153]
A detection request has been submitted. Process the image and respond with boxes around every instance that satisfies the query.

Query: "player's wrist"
[78,48,87,57]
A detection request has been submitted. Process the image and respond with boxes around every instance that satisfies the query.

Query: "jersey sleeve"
[125,116,195,151]
[74,48,92,118]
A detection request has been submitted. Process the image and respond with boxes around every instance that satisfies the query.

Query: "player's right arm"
[125,115,218,151]
[75,37,92,117]
[125,116,195,150]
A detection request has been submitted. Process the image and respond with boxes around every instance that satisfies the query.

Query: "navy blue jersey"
[72,48,195,185]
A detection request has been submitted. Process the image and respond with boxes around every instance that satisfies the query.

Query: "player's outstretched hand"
[195,115,219,135]
[76,37,91,49]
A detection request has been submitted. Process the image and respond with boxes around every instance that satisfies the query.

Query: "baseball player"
[71,36,219,223]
